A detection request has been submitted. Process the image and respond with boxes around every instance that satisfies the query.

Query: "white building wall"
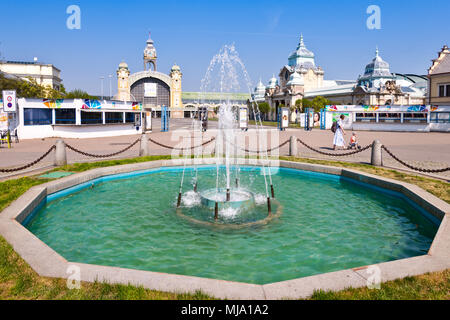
[0,62,61,88]
[15,98,144,139]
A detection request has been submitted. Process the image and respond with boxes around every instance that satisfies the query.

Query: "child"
[348,132,360,150]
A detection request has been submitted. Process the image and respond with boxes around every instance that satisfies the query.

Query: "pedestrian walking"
[333,114,346,150]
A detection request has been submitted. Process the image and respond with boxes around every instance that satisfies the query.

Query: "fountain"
[176,44,278,226]
[16,47,441,289]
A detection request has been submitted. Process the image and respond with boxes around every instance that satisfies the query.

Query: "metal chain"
[221,134,290,154]
[0,145,56,173]
[66,138,140,158]
[382,145,450,173]
[238,139,290,154]
[148,137,215,151]
[297,138,372,157]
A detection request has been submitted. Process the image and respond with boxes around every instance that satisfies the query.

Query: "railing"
[0,134,449,175]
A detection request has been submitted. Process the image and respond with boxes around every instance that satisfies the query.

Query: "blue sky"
[1,0,449,94]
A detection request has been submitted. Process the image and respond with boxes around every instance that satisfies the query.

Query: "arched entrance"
[130,77,170,107]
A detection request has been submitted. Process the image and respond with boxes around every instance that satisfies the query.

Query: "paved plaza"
[0,119,450,179]
[0,119,449,180]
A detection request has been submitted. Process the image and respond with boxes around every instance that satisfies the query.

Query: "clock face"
[145,48,156,58]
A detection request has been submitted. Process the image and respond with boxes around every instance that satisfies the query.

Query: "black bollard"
[215,202,219,220]
[236,178,239,188]
[194,182,198,193]
[271,184,275,198]
[267,197,272,216]
[177,192,182,208]
[226,188,230,202]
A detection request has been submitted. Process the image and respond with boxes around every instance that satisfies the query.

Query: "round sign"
[7,103,12,108]
[7,96,12,102]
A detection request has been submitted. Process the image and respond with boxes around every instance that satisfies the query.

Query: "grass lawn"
[0,155,449,300]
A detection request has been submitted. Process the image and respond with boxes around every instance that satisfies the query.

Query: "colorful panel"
[81,100,102,109]
[43,99,64,109]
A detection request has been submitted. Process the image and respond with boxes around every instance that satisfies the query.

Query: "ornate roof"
[253,78,266,99]
[171,63,181,72]
[359,48,393,80]
[118,61,128,69]
[287,72,304,86]
[288,35,316,69]
[266,75,279,89]
[429,45,450,75]
[143,33,157,59]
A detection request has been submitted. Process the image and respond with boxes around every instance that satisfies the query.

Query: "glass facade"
[105,112,123,124]
[125,112,135,123]
[130,77,170,107]
[81,111,102,124]
[430,112,450,123]
[24,108,52,126]
[55,109,76,124]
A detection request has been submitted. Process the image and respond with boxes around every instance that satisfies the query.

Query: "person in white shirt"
[333,114,346,150]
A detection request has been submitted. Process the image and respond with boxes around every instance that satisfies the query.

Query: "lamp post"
[108,74,112,100]
[100,76,105,100]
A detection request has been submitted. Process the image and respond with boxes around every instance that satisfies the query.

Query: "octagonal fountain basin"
[24,165,440,285]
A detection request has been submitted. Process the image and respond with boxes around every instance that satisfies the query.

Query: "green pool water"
[25,166,439,285]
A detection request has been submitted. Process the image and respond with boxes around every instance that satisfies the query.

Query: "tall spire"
[300,34,304,47]
[147,31,153,44]
[375,46,379,58]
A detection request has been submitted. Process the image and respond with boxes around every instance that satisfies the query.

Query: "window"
[379,113,401,123]
[355,113,376,122]
[55,109,76,124]
[125,112,136,123]
[24,108,52,126]
[430,112,450,123]
[105,112,123,124]
[403,113,427,123]
[438,84,450,97]
[81,111,102,124]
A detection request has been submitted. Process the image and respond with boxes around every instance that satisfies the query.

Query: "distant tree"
[310,96,335,112]
[257,102,270,114]
[65,89,98,100]
[0,74,100,100]
[257,102,271,120]
[301,98,312,111]
[0,74,67,99]
[328,100,341,106]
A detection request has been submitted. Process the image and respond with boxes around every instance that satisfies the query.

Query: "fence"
[0,134,449,175]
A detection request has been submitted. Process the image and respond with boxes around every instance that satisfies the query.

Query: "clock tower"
[116,61,131,101]
[170,63,182,109]
[143,33,157,71]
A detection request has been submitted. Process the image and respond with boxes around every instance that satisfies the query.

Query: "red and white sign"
[2,90,17,112]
